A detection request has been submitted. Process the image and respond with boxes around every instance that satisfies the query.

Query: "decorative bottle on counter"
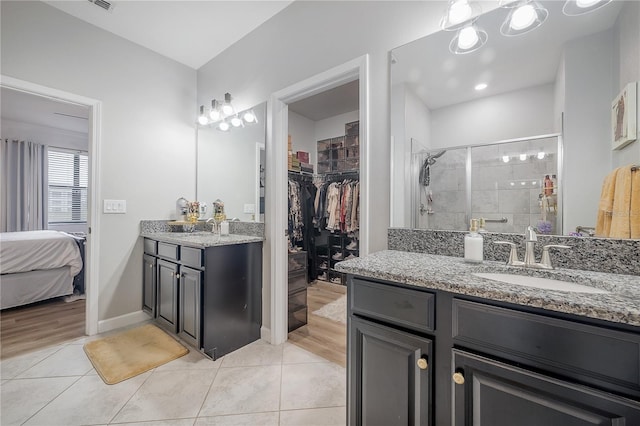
[464,219,483,264]
[220,221,230,236]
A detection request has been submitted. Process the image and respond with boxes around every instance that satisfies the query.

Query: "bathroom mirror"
[390,0,639,237]
[196,102,266,222]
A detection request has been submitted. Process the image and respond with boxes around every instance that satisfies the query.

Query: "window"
[48,149,88,224]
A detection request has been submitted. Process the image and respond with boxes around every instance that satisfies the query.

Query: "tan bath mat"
[83,323,189,385]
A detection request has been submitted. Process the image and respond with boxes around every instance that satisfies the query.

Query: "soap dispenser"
[464,219,484,264]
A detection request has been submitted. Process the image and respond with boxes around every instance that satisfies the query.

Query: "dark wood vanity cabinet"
[347,276,640,426]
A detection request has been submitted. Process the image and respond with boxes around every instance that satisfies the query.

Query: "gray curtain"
[1,139,48,232]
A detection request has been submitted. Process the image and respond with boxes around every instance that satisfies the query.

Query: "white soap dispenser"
[220,220,230,236]
[464,218,484,264]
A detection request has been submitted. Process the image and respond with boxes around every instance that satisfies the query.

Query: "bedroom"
[1,87,90,357]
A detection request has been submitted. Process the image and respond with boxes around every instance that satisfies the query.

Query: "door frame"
[1,75,102,336]
[266,55,370,345]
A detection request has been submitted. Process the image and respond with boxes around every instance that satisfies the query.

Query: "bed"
[0,230,84,310]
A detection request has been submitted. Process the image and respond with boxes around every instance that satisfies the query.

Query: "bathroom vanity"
[142,231,263,360]
[336,251,640,425]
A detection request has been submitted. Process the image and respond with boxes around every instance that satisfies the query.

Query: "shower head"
[419,150,446,187]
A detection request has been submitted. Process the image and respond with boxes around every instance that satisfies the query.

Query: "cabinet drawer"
[452,299,640,397]
[181,246,203,269]
[351,278,435,333]
[288,269,308,294]
[143,238,157,255]
[157,242,179,261]
[288,251,307,272]
[288,307,307,332]
[288,288,307,313]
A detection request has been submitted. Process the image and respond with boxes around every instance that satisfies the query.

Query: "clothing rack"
[288,170,314,182]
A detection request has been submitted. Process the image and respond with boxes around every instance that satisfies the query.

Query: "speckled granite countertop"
[141,232,263,248]
[335,250,640,327]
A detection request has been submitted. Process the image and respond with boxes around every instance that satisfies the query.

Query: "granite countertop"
[335,250,640,327]
[141,231,264,248]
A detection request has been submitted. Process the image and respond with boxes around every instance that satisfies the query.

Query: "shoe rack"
[322,233,358,285]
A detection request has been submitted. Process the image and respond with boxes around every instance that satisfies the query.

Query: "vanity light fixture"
[449,24,488,54]
[221,92,234,116]
[243,110,257,123]
[230,115,244,128]
[209,99,222,122]
[562,0,612,16]
[197,106,209,125]
[440,0,482,31]
[537,151,546,159]
[502,155,510,163]
[217,120,230,132]
[500,0,548,37]
[519,153,528,161]
[475,83,488,91]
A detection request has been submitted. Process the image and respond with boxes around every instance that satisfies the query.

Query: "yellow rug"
[83,323,189,385]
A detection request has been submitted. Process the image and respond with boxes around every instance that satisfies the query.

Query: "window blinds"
[48,149,88,223]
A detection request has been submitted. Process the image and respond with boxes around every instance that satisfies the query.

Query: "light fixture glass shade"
[230,115,243,127]
[562,0,611,16]
[243,110,257,123]
[502,155,510,163]
[440,0,482,31]
[537,151,546,159]
[217,120,230,132]
[209,100,221,121]
[449,25,487,54]
[197,105,209,125]
[519,153,528,161]
[500,1,548,36]
[221,92,234,116]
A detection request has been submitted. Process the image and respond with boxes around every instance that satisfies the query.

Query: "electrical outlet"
[243,204,255,214]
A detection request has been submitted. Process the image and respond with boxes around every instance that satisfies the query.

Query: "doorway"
[1,75,102,342]
[267,55,369,347]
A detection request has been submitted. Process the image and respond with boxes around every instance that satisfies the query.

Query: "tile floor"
[0,332,347,426]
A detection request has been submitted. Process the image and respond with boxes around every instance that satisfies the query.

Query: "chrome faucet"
[206,217,219,235]
[495,226,570,270]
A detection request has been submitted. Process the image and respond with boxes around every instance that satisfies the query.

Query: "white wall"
[288,111,316,167]
[563,29,614,233]
[430,83,556,149]
[1,1,197,323]
[612,0,640,167]
[1,118,88,151]
[314,110,359,141]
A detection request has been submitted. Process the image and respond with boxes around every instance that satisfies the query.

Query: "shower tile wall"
[471,138,558,234]
[417,147,467,231]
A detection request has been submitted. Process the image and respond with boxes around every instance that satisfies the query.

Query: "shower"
[419,150,446,187]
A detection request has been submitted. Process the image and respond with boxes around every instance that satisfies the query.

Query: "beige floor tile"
[280,362,346,410]
[0,376,79,425]
[111,369,217,423]
[0,345,64,379]
[23,373,150,426]
[194,412,279,425]
[279,407,346,425]
[199,365,281,417]
[155,348,222,371]
[220,340,284,368]
[109,419,195,425]
[17,344,93,378]
[282,343,329,364]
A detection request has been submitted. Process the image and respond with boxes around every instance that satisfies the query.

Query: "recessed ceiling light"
[475,83,488,91]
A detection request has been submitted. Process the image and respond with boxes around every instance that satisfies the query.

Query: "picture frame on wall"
[611,82,637,151]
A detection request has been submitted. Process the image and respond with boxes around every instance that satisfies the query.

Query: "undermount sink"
[472,273,610,294]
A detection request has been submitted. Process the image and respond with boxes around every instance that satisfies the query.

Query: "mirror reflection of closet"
[285,80,360,367]
[196,102,266,222]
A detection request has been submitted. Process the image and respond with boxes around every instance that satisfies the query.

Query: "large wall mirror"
[196,102,266,222]
[390,1,639,238]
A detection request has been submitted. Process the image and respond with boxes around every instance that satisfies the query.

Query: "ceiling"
[43,0,294,69]
[1,87,90,133]
[392,0,623,110]
[288,80,360,121]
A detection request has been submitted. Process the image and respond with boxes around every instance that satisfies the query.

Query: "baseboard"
[98,310,151,334]
[260,326,271,343]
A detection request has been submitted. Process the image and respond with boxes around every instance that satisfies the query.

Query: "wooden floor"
[288,281,347,367]
[1,297,86,360]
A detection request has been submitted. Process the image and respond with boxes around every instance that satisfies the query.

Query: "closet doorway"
[1,76,102,358]
[285,80,360,366]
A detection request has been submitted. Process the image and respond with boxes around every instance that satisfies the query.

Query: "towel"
[609,167,632,238]
[631,168,640,239]
[595,167,619,237]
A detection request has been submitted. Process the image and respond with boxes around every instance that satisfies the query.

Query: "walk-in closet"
[285,80,360,366]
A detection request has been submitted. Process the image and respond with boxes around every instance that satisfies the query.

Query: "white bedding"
[0,230,83,277]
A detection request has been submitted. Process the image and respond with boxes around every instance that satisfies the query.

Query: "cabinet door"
[142,254,157,317]
[179,266,201,349]
[349,316,432,426]
[157,259,179,333]
[452,349,640,426]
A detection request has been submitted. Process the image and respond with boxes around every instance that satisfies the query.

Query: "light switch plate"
[104,199,126,214]
[243,203,255,214]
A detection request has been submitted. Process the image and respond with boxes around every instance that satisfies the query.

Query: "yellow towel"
[609,167,632,238]
[631,168,640,239]
[595,167,619,237]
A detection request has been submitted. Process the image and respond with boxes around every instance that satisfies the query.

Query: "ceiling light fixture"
[501,0,548,36]
[475,83,488,91]
[449,24,488,54]
[562,0,611,16]
[440,0,482,31]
